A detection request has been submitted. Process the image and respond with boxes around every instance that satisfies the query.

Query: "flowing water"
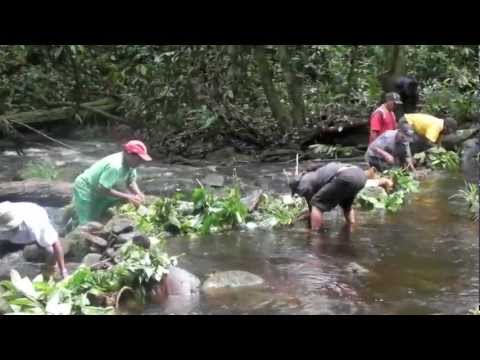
[1,140,478,315]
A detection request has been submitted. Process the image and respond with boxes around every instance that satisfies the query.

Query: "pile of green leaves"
[356,169,420,213]
[0,242,177,315]
[414,147,460,172]
[253,194,307,227]
[118,187,309,235]
[19,160,59,180]
[118,187,249,236]
[450,182,479,221]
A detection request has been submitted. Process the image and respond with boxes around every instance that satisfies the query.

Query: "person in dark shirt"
[365,122,415,172]
[288,162,367,231]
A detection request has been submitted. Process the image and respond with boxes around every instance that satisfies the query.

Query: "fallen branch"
[7,120,76,150]
[0,98,118,125]
[0,180,73,207]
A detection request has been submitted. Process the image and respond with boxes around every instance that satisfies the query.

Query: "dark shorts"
[310,167,367,212]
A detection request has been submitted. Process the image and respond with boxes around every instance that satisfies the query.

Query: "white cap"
[0,202,23,232]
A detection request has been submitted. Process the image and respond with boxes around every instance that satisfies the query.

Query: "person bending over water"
[73,140,152,226]
[0,201,68,278]
[288,162,367,232]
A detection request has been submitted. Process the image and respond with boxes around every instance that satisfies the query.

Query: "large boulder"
[149,267,201,314]
[150,266,201,303]
[201,270,265,296]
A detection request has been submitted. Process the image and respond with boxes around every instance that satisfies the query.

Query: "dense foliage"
[1,45,478,155]
[0,242,177,315]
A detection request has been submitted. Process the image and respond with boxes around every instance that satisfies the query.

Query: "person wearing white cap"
[0,201,68,278]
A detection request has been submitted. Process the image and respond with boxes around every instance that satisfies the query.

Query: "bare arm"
[372,147,395,163]
[52,241,67,278]
[127,181,145,200]
[98,185,142,206]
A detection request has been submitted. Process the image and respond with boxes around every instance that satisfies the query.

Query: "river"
[1,140,478,315]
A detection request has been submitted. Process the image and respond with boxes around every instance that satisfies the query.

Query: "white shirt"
[0,202,58,248]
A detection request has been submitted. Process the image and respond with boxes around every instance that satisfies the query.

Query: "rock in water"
[77,222,105,234]
[117,231,143,244]
[202,174,225,187]
[64,231,98,262]
[201,270,265,295]
[0,251,43,280]
[23,244,47,262]
[149,266,201,314]
[82,253,103,267]
[83,233,108,248]
[104,216,135,235]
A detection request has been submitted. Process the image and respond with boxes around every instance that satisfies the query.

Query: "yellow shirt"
[404,114,444,143]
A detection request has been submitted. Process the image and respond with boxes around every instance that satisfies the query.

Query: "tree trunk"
[0,180,73,207]
[253,46,291,131]
[389,45,404,76]
[0,98,118,125]
[227,45,242,97]
[278,46,305,127]
[346,45,359,94]
[379,45,404,102]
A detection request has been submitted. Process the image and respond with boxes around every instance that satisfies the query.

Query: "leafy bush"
[450,182,479,221]
[415,147,460,172]
[0,242,177,315]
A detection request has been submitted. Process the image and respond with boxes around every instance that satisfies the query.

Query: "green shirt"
[74,152,137,202]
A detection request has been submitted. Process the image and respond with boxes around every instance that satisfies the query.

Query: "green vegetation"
[450,182,479,221]
[117,187,307,236]
[356,168,420,212]
[1,46,478,156]
[118,187,249,236]
[414,147,460,172]
[19,160,59,180]
[0,242,177,315]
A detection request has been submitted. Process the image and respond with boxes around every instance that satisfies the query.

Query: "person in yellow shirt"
[400,114,457,155]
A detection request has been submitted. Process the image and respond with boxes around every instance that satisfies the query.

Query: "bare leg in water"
[343,208,355,224]
[310,206,324,231]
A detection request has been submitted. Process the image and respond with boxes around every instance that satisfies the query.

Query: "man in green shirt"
[73,140,152,225]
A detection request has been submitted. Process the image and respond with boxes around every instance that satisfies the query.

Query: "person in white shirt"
[0,201,68,279]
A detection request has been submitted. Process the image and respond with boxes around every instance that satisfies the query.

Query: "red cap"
[123,140,152,161]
